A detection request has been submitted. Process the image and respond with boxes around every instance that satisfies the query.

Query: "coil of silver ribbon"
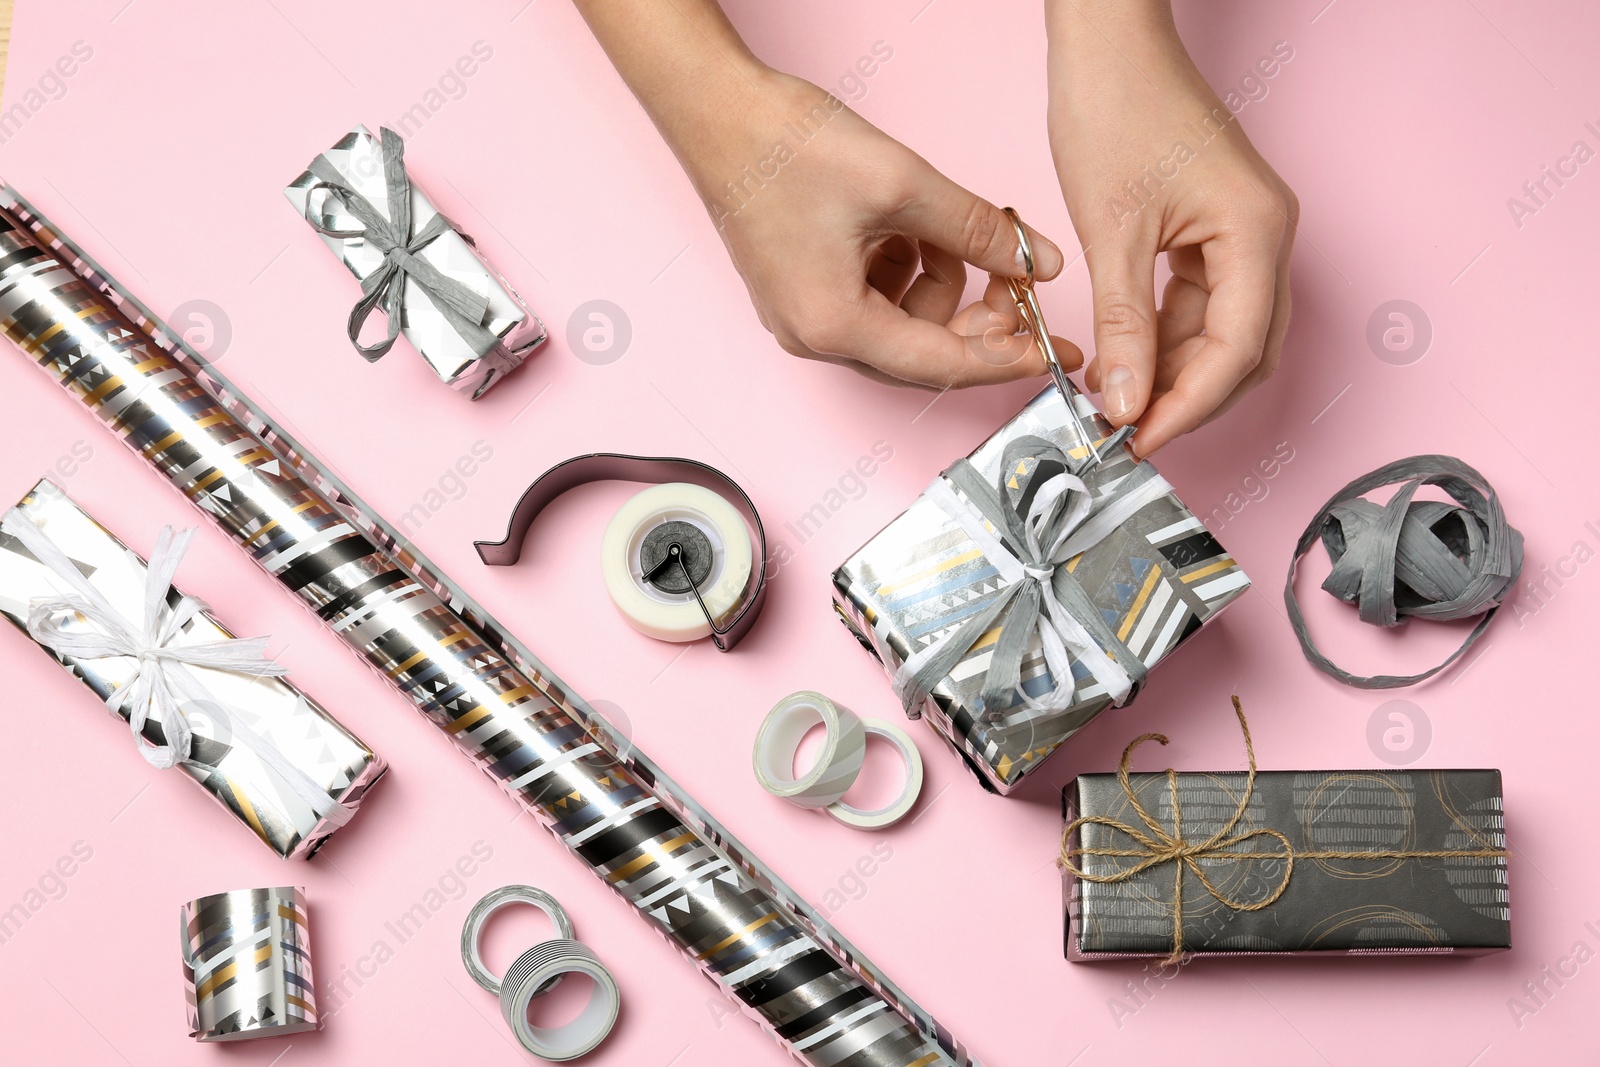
[180,886,319,1042]
[1285,454,1524,688]
[0,188,973,1065]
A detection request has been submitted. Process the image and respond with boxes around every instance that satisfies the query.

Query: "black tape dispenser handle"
[475,454,768,652]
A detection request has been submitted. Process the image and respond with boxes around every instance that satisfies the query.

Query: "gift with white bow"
[832,387,1251,794]
[0,480,385,857]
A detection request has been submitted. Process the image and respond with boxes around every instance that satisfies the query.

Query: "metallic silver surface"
[180,886,319,1042]
[0,189,975,1066]
[461,884,575,995]
[284,125,547,398]
[0,479,384,858]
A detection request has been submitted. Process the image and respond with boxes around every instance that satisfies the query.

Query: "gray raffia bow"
[303,126,498,361]
[893,429,1173,722]
[1284,454,1524,688]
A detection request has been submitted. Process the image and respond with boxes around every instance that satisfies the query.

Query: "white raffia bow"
[2,509,345,822]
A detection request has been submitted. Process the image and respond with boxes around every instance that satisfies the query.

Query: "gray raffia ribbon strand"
[1283,454,1524,688]
[894,429,1168,721]
[302,126,497,361]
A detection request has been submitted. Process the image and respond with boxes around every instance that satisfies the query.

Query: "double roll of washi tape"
[179,886,319,1042]
[754,692,924,830]
[461,885,620,1061]
[476,454,768,651]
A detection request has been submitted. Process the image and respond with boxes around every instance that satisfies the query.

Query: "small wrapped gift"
[832,386,1249,793]
[0,480,385,858]
[284,125,546,398]
[1061,699,1511,960]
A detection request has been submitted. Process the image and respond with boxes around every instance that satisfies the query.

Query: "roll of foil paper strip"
[0,189,975,1067]
[180,886,319,1041]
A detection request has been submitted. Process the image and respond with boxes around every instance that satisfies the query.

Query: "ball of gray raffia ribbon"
[1284,454,1523,688]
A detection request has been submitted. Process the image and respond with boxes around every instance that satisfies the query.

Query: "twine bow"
[893,428,1174,721]
[1059,696,1508,964]
[303,126,498,362]
[1,507,345,822]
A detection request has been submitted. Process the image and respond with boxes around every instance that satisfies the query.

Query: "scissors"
[1002,206,1104,466]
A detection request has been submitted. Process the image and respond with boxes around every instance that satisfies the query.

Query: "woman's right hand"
[572,0,1078,388]
[678,67,1079,388]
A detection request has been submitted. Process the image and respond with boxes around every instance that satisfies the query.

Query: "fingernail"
[1035,234,1064,278]
[1102,364,1137,419]
[1015,233,1065,278]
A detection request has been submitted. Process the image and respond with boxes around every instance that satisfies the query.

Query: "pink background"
[0,1,1594,1063]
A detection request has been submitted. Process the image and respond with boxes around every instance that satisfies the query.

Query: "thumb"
[1085,245,1159,425]
[889,162,1065,280]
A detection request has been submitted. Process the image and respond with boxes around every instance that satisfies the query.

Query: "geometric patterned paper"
[0,192,972,1067]
[181,886,320,1041]
[833,387,1249,794]
[284,125,547,399]
[0,480,385,859]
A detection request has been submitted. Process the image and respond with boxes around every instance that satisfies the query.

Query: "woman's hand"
[690,69,1079,387]
[1047,1,1297,455]
[574,0,1079,387]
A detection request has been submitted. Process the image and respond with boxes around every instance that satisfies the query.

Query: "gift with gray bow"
[831,386,1251,794]
[285,124,546,398]
[0,479,385,857]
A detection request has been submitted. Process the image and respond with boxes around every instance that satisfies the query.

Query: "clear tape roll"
[499,939,621,1062]
[461,885,576,996]
[825,719,924,831]
[601,482,754,642]
[753,691,868,809]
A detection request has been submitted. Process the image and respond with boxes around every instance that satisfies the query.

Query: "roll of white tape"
[825,718,924,831]
[752,691,868,809]
[499,939,621,1061]
[461,885,576,996]
[601,483,754,642]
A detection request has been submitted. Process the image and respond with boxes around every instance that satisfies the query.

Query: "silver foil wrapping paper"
[284,125,547,398]
[181,886,320,1040]
[833,388,1251,794]
[0,479,383,859]
[0,189,973,1066]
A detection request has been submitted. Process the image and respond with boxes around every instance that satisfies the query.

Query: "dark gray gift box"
[1062,766,1511,959]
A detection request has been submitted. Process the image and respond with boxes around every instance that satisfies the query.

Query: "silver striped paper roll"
[0,190,975,1067]
[180,886,319,1041]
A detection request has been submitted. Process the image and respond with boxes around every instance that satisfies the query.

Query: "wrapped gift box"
[1063,765,1511,958]
[285,124,546,398]
[832,387,1249,793]
[0,480,385,858]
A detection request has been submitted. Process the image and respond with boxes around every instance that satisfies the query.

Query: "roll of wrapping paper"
[0,188,974,1067]
[181,886,319,1041]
